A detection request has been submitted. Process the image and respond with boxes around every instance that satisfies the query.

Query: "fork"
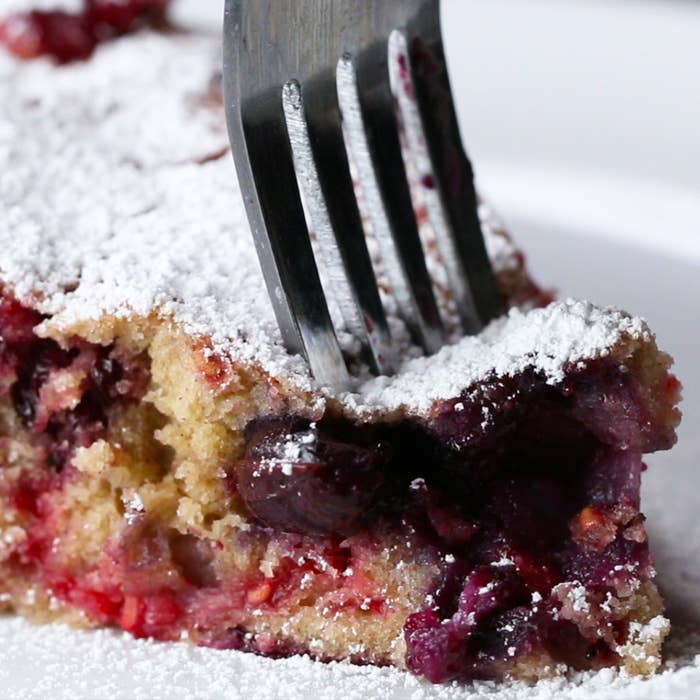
[223,0,503,388]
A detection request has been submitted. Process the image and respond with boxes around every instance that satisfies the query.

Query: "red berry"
[0,297,42,345]
[0,1,170,63]
[86,0,167,34]
[120,591,182,639]
[0,11,96,63]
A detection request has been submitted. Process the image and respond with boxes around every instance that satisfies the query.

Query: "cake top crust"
[0,32,652,414]
[346,299,650,413]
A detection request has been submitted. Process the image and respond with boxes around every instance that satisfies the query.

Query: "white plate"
[1,169,698,700]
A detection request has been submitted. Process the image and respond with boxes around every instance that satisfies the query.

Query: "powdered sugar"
[0,32,652,417]
[0,32,313,388]
[0,0,82,12]
[346,299,650,414]
[0,616,698,700]
[262,424,318,476]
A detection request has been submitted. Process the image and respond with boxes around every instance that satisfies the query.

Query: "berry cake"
[0,12,682,686]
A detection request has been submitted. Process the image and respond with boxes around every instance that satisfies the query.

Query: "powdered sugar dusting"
[345,299,650,414]
[0,32,313,388]
[1,0,82,12]
[0,32,653,415]
[261,424,319,476]
[0,616,698,700]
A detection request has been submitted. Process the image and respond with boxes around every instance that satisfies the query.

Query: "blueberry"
[236,417,389,536]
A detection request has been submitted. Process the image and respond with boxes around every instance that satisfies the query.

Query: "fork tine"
[225,0,502,386]
[230,86,350,389]
[353,41,446,355]
[286,74,395,376]
[402,14,504,327]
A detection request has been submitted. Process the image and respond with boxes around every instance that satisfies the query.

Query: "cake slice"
[0,28,681,684]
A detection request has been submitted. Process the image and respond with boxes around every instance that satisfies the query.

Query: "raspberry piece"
[0,11,95,63]
[0,1,170,63]
[0,297,42,345]
[120,591,182,639]
[86,0,167,34]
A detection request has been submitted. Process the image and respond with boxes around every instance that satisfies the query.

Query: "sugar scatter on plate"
[0,616,699,700]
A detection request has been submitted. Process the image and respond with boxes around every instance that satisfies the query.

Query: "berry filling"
[0,293,679,682]
[230,362,678,681]
[1,296,149,469]
[0,0,169,63]
[236,417,390,537]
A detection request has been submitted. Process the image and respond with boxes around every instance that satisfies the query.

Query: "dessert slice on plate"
[0,20,681,685]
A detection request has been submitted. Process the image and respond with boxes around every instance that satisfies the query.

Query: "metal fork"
[223,0,503,388]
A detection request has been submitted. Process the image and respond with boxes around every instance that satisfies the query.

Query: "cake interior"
[0,293,680,682]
